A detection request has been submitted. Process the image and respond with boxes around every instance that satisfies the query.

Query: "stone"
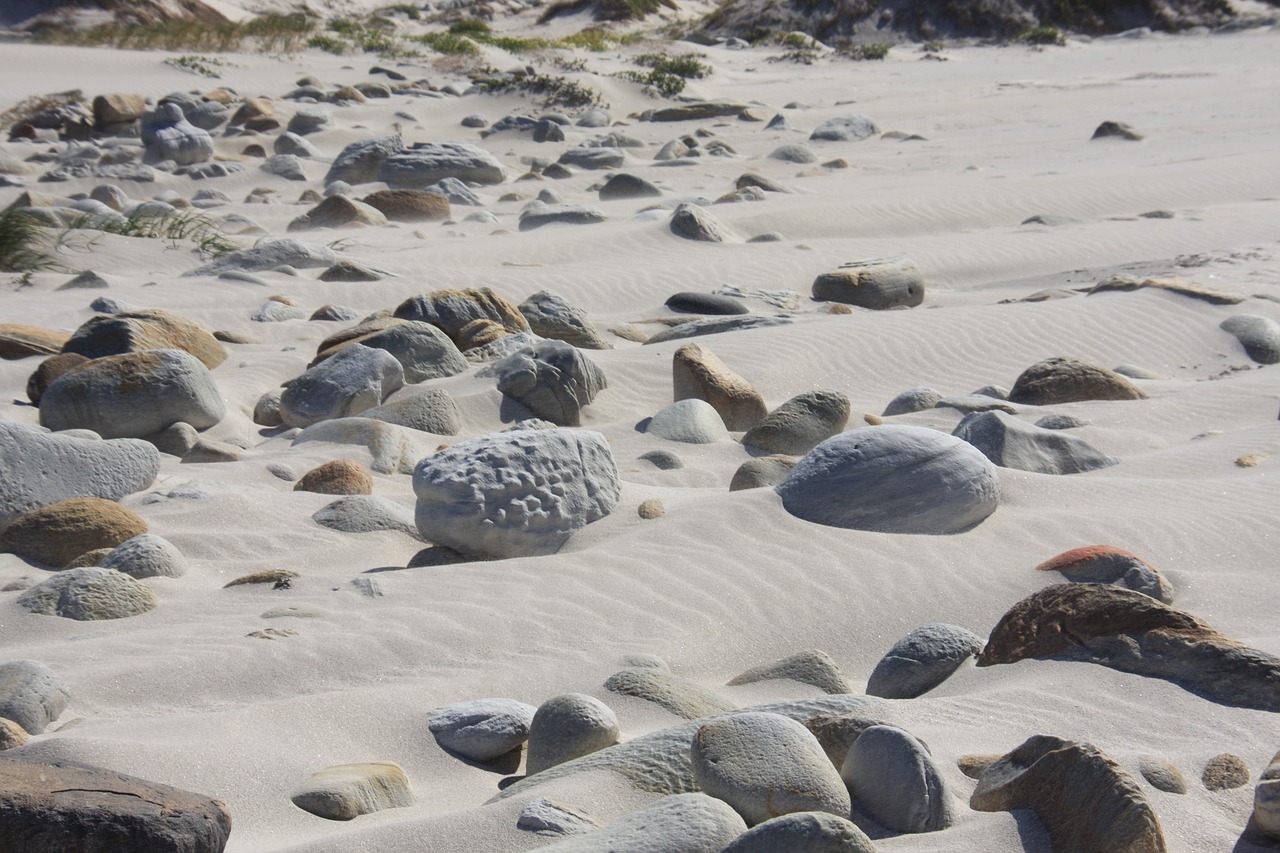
[0,661,70,734]
[769,144,818,163]
[1220,314,1280,364]
[810,115,878,141]
[17,567,157,620]
[728,649,852,694]
[291,761,414,820]
[0,324,70,359]
[311,305,361,322]
[665,292,746,315]
[803,714,893,770]
[288,195,387,231]
[647,399,730,444]
[1036,545,1174,603]
[26,354,89,405]
[458,320,511,350]
[361,188,450,222]
[63,309,227,369]
[977,584,1280,712]
[428,698,537,761]
[1257,752,1280,839]
[492,341,607,426]
[185,239,338,277]
[519,202,607,231]
[93,93,146,127]
[526,693,620,775]
[461,114,488,128]
[1202,754,1250,790]
[517,797,598,836]
[414,429,619,559]
[280,345,404,429]
[253,301,307,323]
[143,104,213,166]
[670,343,765,432]
[743,391,850,455]
[558,147,624,170]
[882,386,942,416]
[295,460,373,495]
[274,131,321,159]
[641,449,684,470]
[721,811,876,853]
[0,719,28,750]
[842,725,953,834]
[952,410,1117,475]
[313,496,418,538]
[776,425,1000,535]
[604,668,736,720]
[730,455,797,491]
[394,288,530,349]
[363,389,463,435]
[0,422,159,529]
[1139,758,1187,794]
[576,108,611,128]
[288,106,331,135]
[1008,357,1148,405]
[379,142,505,188]
[324,134,403,185]
[1089,274,1243,305]
[519,291,610,350]
[425,177,481,206]
[253,389,283,427]
[670,202,734,242]
[692,711,850,826]
[1,498,147,567]
[812,259,925,310]
[0,755,231,852]
[537,793,745,853]
[865,624,984,699]
[638,498,665,519]
[224,569,298,588]
[292,419,419,475]
[958,754,1001,780]
[316,321,467,384]
[650,102,748,121]
[936,394,1016,414]
[1036,413,1089,429]
[971,735,1166,852]
[645,315,793,345]
[99,533,187,579]
[1093,120,1143,140]
[600,173,662,201]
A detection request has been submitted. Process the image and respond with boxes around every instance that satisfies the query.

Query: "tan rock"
[231,97,275,125]
[294,460,374,496]
[0,498,147,568]
[224,569,299,588]
[1202,753,1249,790]
[394,288,530,349]
[1008,357,1147,405]
[62,309,226,369]
[672,343,766,431]
[637,498,664,519]
[362,189,450,222]
[457,318,511,350]
[288,195,388,231]
[0,325,70,360]
[26,352,89,404]
[92,93,146,127]
[1257,751,1280,839]
[0,719,28,750]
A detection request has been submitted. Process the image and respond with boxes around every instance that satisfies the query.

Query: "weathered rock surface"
[953,410,1117,475]
[1220,314,1280,365]
[645,315,792,345]
[843,725,954,833]
[646,399,730,444]
[971,735,1167,852]
[361,188,449,222]
[63,309,226,369]
[295,460,373,496]
[1202,753,1250,790]
[280,345,404,429]
[28,355,91,407]
[728,649,852,694]
[599,172,662,200]
[492,341,607,426]
[379,142,505,188]
[526,693,620,775]
[670,202,735,242]
[978,583,1280,712]
[18,567,157,620]
[1,497,147,567]
[312,495,418,537]
[99,533,187,578]
[316,320,467,384]
[1008,357,1148,405]
[730,455,797,491]
[519,202,607,231]
[812,259,925,310]
[184,239,338,277]
[1257,751,1280,840]
[743,390,850,455]
[291,761,414,821]
[0,324,70,359]
[413,429,620,559]
[287,195,388,231]
[673,342,766,431]
[721,811,876,852]
[427,698,537,762]
[0,661,69,734]
[810,115,879,141]
[882,386,942,416]
[394,288,530,349]
[362,389,463,436]
[803,714,893,770]
[1036,545,1174,603]
[1139,757,1187,794]
[324,134,403,185]
[604,668,737,720]
[517,797,598,837]
[776,426,1000,535]
[292,418,419,475]
[537,793,746,853]
[557,147,624,170]
[665,292,748,315]
[519,291,609,350]
[865,623,984,699]
[144,103,213,166]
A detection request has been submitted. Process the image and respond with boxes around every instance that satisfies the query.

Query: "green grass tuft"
[0,209,58,273]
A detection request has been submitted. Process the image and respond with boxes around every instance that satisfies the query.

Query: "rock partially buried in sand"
[292,418,419,475]
[394,287,530,349]
[280,345,404,429]
[1202,753,1250,791]
[722,812,874,852]
[537,793,746,852]
[865,623,984,699]
[287,195,387,231]
[743,390,850,455]
[673,342,766,431]
[0,755,232,853]
[843,725,955,834]
[1007,357,1147,405]
[378,142,506,188]
[646,399,730,444]
[63,309,226,369]
[978,583,1280,712]
[604,668,737,720]
[1,497,147,567]
[291,761,414,821]
[362,389,463,436]
[325,134,403,185]
[812,259,925,310]
[882,385,942,416]
[692,711,851,826]
[1219,314,1280,365]
[952,410,1117,475]
[0,324,70,359]
[294,459,373,496]
[519,202,607,231]
[971,735,1166,852]
[0,719,28,750]
[492,341,607,427]
[1257,752,1280,840]
[728,649,852,695]
[803,713,894,770]
[0,661,70,734]
[313,496,418,537]
[18,567,157,620]
[519,290,609,350]
[143,103,213,166]
[776,426,1000,535]
[526,693,620,775]
[361,188,450,222]
[646,315,792,346]
[517,797,598,837]
[427,698,537,762]
[1092,120,1143,141]
[184,238,338,277]
[1036,545,1174,603]
[670,202,734,242]
[413,429,620,559]
[99,533,187,579]
[810,115,879,142]
[314,319,467,384]
[1139,757,1187,794]
[730,455,797,491]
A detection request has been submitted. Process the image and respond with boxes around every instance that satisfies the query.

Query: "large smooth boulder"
[315,320,467,384]
[363,389,463,435]
[63,309,226,369]
[538,793,746,853]
[99,533,187,578]
[183,239,338,277]
[1,497,146,567]
[40,349,225,439]
[809,115,878,141]
[971,735,1166,852]
[1007,357,1147,405]
[952,410,1116,474]
[291,761,414,821]
[17,567,157,620]
[378,142,505,188]
[0,661,70,734]
[672,342,765,431]
[0,422,159,529]
[1036,545,1174,603]
[1220,314,1280,364]
[865,624,984,699]
[413,429,620,559]
[842,725,954,833]
[776,426,1000,535]
[519,291,609,350]
[692,711,851,826]
[394,288,530,349]
[812,259,924,310]
[0,755,231,852]
[324,134,402,185]
[492,340,607,427]
[646,399,730,444]
[526,693,620,775]
[427,698,537,762]
[721,812,876,853]
[280,345,404,429]
[743,391,849,455]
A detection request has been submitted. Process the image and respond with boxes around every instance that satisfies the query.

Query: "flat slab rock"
[427,698,536,762]
[952,410,1117,475]
[537,793,745,853]
[291,761,414,821]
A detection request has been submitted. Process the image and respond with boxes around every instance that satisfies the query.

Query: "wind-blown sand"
[1,17,1278,853]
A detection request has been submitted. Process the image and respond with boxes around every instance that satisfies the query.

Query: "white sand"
[1,18,1278,852]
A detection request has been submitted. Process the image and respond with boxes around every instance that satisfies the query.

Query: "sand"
[1,13,1278,852]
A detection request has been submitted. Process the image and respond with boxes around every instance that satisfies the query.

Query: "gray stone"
[0,661,70,734]
[519,202,607,231]
[519,290,609,350]
[0,422,159,529]
[492,340,607,426]
[1035,545,1174,603]
[1092,120,1143,140]
[413,429,620,559]
[842,725,954,833]
[813,259,925,310]
[599,173,661,201]
[603,668,737,720]
[324,134,403,185]
[935,394,1016,414]
[291,761,414,820]
[18,567,157,620]
[670,202,734,242]
[327,321,467,384]
[319,261,385,283]
[537,794,745,853]
[576,108,611,128]
[883,386,942,416]
[379,142,505,188]
[558,147,624,170]
[427,698,537,761]
[253,300,306,322]
[517,797,598,836]
[665,292,748,315]
[274,131,321,159]
[692,711,850,826]
[647,399,730,444]
[953,410,1117,475]
[1139,757,1187,794]
[1035,413,1089,430]
[313,495,418,537]
[803,714,894,770]
[1220,314,1280,364]
[99,533,187,579]
[261,154,307,181]
[461,114,488,128]
[728,649,852,694]
[810,115,878,141]
[776,425,1000,535]
[865,624,984,699]
[40,349,225,439]
[645,315,792,345]
[721,812,876,853]
[640,449,684,470]
[254,389,284,427]
[425,177,481,206]
[184,239,338,277]
[363,389,462,435]
[730,455,797,491]
[293,419,418,475]
[1256,752,1280,840]
[769,144,817,163]
[1008,357,1147,405]
[288,106,332,135]
[527,693,620,775]
[743,391,850,455]
[280,345,405,429]
[143,421,197,457]
[311,305,361,322]
[144,104,213,166]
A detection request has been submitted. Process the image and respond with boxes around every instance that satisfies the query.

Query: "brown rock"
[64,547,114,568]
[0,498,147,568]
[1007,357,1147,405]
[393,288,530,349]
[92,93,146,128]
[959,754,1002,779]
[972,735,1167,852]
[1202,753,1250,791]
[457,318,512,350]
[224,569,299,588]
[1258,751,1280,839]
[330,86,367,104]
[1089,274,1244,305]
[0,324,70,360]
[812,258,925,310]
[62,309,227,369]
[803,713,892,770]
[294,460,373,496]
[288,195,387,231]
[0,719,28,750]
[213,330,255,344]
[672,342,766,431]
[638,498,665,519]
[729,455,797,491]
[26,352,89,404]
[231,97,275,125]
[362,189,450,222]
[313,317,405,362]
[978,584,1280,712]
[1139,757,1187,794]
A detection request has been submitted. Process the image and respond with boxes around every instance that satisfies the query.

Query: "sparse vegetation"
[477,69,604,108]
[32,12,314,53]
[380,3,422,20]
[62,209,240,260]
[0,210,58,273]
[841,42,890,60]
[538,0,676,24]
[619,53,711,97]
[413,31,481,56]
[166,54,227,77]
[0,91,85,130]
[557,29,642,51]
[448,18,492,37]
[1017,25,1067,45]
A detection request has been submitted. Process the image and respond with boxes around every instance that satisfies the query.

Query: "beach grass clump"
[70,209,240,259]
[166,54,227,77]
[1017,25,1067,45]
[448,18,492,37]
[538,0,675,23]
[33,12,314,53]
[477,69,604,108]
[414,31,482,55]
[379,3,422,19]
[842,42,890,60]
[619,52,711,96]
[0,210,58,273]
